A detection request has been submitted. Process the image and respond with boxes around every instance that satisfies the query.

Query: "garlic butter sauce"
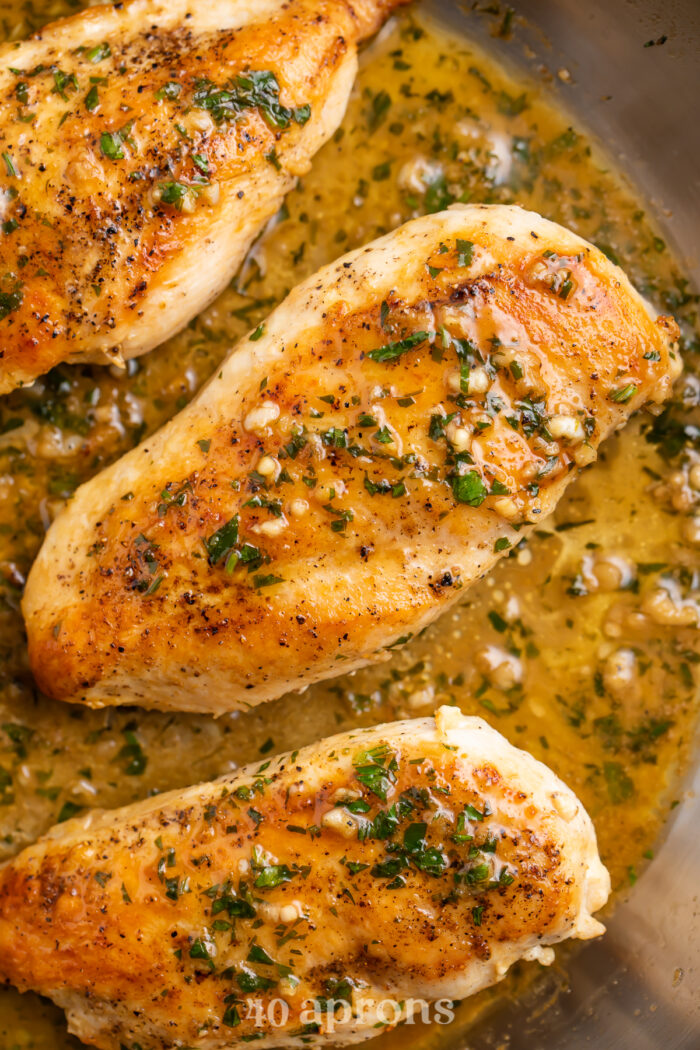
[0,3,698,1046]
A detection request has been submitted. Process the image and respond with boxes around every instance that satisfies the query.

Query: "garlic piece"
[466,367,490,395]
[243,400,280,433]
[475,645,523,690]
[548,414,585,444]
[321,808,358,837]
[445,420,472,452]
[256,455,278,478]
[683,516,700,546]
[252,517,288,539]
[289,498,309,518]
[642,588,698,627]
[493,496,519,521]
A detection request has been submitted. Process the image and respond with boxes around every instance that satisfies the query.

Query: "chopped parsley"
[367,331,430,363]
[192,70,310,130]
[155,80,182,101]
[609,384,638,403]
[86,42,111,63]
[0,282,23,322]
[254,864,295,889]
[352,743,397,801]
[456,238,474,266]
[158,180,193,209]
[205,516,240,565]
[100,130,125,160]
[452,471,488,506]
[84,84,99,111]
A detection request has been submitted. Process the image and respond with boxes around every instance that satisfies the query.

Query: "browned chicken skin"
[0,707,610,1049]
[0,0,405,393]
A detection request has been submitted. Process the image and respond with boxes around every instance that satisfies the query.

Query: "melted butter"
[0,4,698,1048]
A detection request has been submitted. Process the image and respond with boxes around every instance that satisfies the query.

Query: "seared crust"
[0,707,610,1049]
[0,0,406,392]
[22,204,681,712]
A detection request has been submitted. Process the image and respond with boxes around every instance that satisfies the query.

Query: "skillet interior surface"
[0,0,698,1047]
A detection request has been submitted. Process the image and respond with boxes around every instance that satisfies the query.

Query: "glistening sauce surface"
[0,3,698,1047]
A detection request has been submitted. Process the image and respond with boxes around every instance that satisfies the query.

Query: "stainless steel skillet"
[423,2,700,1046]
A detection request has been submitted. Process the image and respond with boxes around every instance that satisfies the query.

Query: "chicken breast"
[0,0,404,394]
[0,706,610,1050]
[22,203,681,713]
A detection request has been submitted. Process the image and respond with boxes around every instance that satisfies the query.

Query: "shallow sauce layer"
[0,3,699,1048]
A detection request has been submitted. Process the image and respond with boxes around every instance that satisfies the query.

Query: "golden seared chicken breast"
[0,707,610,1050]
[23,204,681,712]
[0,0,404,393]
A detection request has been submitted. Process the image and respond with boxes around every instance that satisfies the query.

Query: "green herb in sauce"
[0,6,697,1050]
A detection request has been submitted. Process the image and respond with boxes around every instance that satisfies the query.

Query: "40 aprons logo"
[235,997,456,1032]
